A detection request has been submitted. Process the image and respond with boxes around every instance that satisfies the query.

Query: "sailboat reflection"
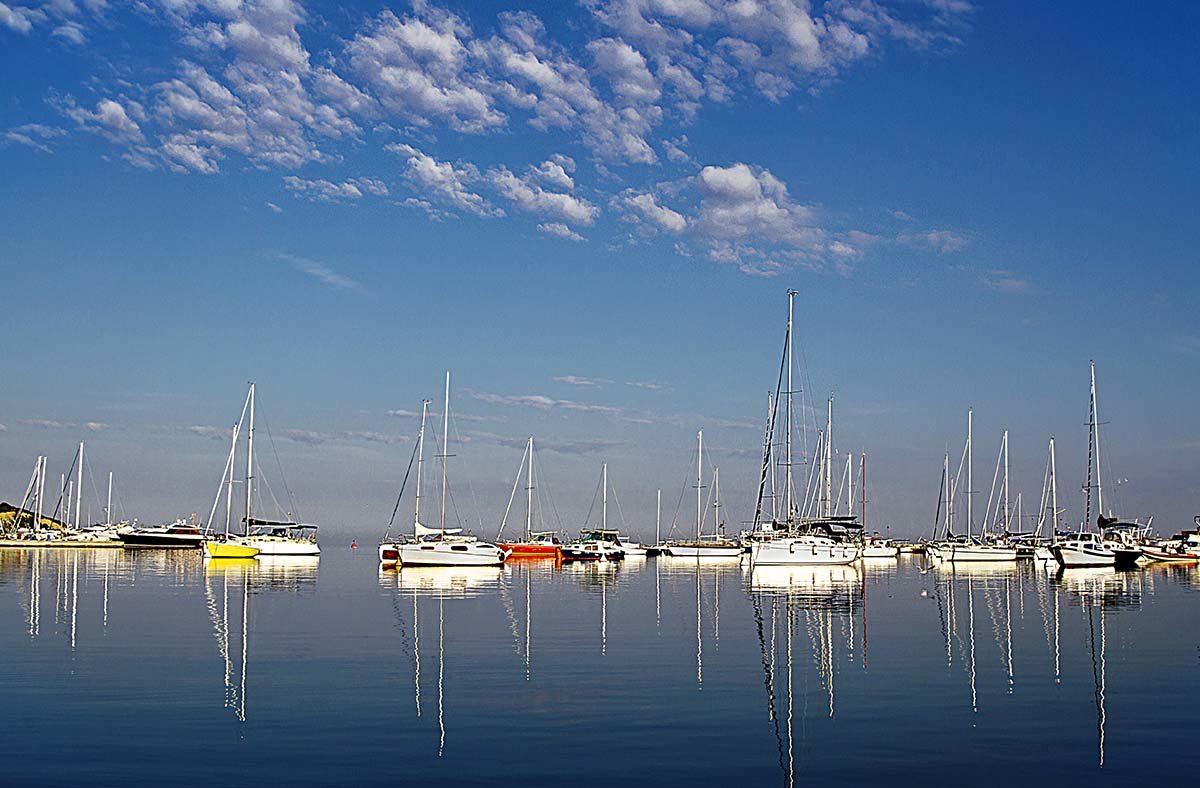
[560,559,618,655]
[3,548,125,645]
[749,563,863,787]
[382,565,503,755]
[203,556,319,723]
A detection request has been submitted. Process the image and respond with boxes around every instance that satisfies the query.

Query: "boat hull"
[861,546,899,558]
[1052,544,1116,568]
[204,541,261,559]
[1140,548,1198,563]
[750,539,861,566]
[499,543,561,558]
[119,533,204,549]
[928,544,1018,562]
[242,537,320,556]
[664,545,743,558]
[397,542,508,567]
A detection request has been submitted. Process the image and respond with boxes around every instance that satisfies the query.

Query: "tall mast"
[656,489,661,545]
[1091,360,1104,521]
[1002,430,1010,532]
[1049,437,1059,542]
[525,436,534,540]
[35,456,46,534]
[602,462,608,531]
[785,289,796,521]
[415,400,430,532]
[824,397,833,518]
[106,471,113,527]
[966,408,973,539]
[60,473,66,528]
[944,452,952,536]
[696,430,703,540]
[245,383,255,533]
[440,370,451,533]
[75,438,84,525]
[860,454,867,529]
[767,392,778,523]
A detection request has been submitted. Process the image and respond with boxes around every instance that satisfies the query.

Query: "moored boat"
[119,521,205,549]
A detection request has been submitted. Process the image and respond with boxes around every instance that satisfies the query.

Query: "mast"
[1091,360,1104,521]
[415,400,430,533]
[36,456,46,534]
[1050,437,1059,542]
[656,489,661,545]
[944,453,952,536]
[824,397,833,518]
[75,438,84,525]
[440,370,450,533]
[106,471,113,527]
[785,289,796,521]
[696,430,703,540]
[602,462,608,532]
[966,409,973,539]
[525,436,534,540]
[245,383,255,533]
[767,392,778,523]
[1002,430,1010,532]
[860,454,867,529]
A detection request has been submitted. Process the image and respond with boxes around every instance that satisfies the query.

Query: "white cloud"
[283,175,387,202]
[537,222,584,241]
[266,201,282,213]
[489,165,599,225]
[386,142,501,217]
[2,123,66,153]
[980,269,1030,294]
[62,98,144,144]
[469,390,623,417]
[620,190,687,233]
[552,375,609,387]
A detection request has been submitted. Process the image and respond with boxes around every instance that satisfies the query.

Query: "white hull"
[397,541,508,567]
[242,537,320,556]
[751,539,861,566]
[1053,543,1116,568]
[861,546,899,559]
[663,545,743,558]
[928,544,1018,562]
[621,545,648,556]
[1033,547,1055,561]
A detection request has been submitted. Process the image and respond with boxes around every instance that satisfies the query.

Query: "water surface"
[1,548,1197,786]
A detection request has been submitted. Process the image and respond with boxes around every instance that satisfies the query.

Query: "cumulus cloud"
[489,164,599,225]
[283,175,387,202]
[387,142,501,217]
[620,190,687,233]
[537,222,584,241]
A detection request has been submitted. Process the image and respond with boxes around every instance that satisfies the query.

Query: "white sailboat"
[927,410,1018,562]
[391,372,508,568]
[561,463,626,561]
[1053,362,1117,568]
[663,431,743,558]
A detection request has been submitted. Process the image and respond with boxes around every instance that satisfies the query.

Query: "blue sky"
[1,0,1198,538]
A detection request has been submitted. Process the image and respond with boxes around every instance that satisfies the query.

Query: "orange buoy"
[351,540,358,549]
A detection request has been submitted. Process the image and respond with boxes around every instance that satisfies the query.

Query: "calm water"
[1,548,1198,786]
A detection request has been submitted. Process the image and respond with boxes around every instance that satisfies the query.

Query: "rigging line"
[609,479,631,531]
[495,440,529,540]
[385,431,421,540]
[259,410,300,521]
[582,469,603,528]
[666,454,690,539]
[449,410,485,532]
[49,449,81,524]
[753,324,788,530]
[532,444,565,533]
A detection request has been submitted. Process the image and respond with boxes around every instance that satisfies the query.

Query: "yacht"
[495,437,561,559]
[861,536,899,558]
[663,435,742,559]
[242,521,321,557]
[1052,531,1116,568]
[120,520,205,549]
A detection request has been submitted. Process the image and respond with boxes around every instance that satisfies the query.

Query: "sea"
[1,548,1197,786]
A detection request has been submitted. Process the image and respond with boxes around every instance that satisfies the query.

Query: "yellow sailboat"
[204,539,260,559]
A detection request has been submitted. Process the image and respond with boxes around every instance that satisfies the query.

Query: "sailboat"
[204,387,261,559]
[664,431,743,558]
[560,463,625,561]
[496,437,561,559]
[926,410,1018,562]
[389,372,509,568]
[1053,362,1118,568]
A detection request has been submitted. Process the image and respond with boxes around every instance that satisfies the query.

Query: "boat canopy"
[416,521,463,537]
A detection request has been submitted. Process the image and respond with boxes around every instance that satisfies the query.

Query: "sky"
[1,0,1198,541]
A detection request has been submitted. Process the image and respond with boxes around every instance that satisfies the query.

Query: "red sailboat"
[496,437,562,560]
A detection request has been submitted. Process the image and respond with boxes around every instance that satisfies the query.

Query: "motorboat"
[1052,532,1116,568]
[499,530,562,559]
[861,536,899,558]
[617,535,648,556]
[560,540,622,562]
[119,521,205,549]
